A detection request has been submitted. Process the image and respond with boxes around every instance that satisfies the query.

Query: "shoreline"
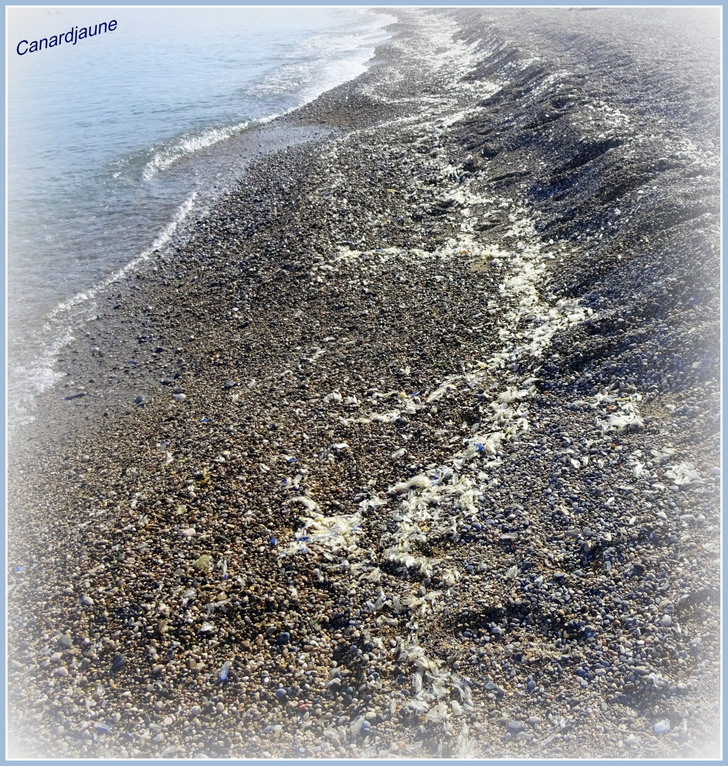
[6,119,336,440]
[7,7,721,759]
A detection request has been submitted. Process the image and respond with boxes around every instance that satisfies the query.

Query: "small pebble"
[193,554,212,571]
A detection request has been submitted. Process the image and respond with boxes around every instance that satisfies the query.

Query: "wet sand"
[7,8,721,759]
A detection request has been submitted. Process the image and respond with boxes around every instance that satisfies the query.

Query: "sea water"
[6,6,395,425]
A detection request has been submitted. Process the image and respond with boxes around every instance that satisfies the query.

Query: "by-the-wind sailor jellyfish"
[219,660,232,682]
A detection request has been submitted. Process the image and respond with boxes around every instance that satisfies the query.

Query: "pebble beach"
[7,7,721,760]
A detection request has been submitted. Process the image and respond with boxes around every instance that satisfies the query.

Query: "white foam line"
[373,209,591,572]
[139,111,283,181]
[142,124,252,180]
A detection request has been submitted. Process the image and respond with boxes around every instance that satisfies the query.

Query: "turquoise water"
[6,6,394,420]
